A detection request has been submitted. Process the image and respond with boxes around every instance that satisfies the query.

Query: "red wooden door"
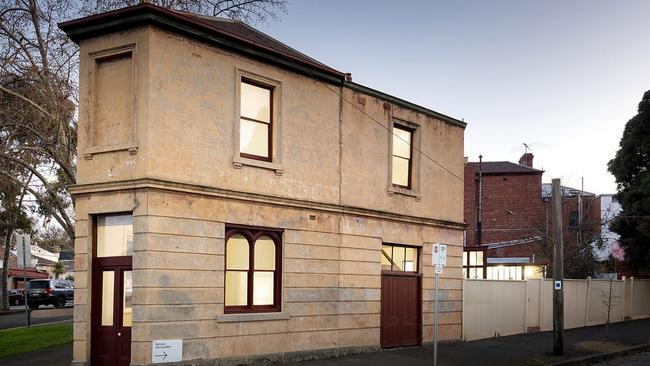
[92,256,132,366]
[380,273,421,348]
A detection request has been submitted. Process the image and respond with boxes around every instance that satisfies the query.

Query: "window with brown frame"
[240,79,273,161]
[462,249,486,279]
[381,244,419,272]
[225,225,282,313]
[391,125,413,188]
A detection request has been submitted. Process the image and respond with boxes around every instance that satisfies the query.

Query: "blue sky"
[259,0,650,194]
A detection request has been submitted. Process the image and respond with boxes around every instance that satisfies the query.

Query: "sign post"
[19,235,30,327]
[432,243,447,366]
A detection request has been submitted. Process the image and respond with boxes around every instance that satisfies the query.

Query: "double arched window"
[225,226,282,313]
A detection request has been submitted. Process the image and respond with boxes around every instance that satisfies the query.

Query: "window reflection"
[392,125,412,187]
[97,215,133,257]
[101,271,114,326]
[123,271,132,327]
[382,244,418,272]
[240,80,272,159]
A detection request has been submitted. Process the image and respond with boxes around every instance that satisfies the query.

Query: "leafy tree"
[53,261,66,279]
[65,274,74,281]
[608,90,650,274]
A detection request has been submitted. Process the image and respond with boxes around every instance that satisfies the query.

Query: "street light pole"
[551,178,563,355]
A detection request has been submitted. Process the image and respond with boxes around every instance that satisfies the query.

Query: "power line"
[234,21,466,183]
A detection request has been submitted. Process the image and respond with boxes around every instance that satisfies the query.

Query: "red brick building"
[463,153,547,279]
[463,153,602,280]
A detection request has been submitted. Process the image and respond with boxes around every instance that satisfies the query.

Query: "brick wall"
[464,167,545,247]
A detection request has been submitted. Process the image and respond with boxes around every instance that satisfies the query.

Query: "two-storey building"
[60,4,466,365]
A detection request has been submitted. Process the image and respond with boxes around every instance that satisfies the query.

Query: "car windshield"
[28,281,49,289]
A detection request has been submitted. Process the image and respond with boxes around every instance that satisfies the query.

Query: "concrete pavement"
[282,319,650,366]
[0,306,73,330]
[1,318,648,366]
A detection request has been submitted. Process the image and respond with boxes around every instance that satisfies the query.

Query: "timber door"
[91,214,134,366]
[380,244,421,348]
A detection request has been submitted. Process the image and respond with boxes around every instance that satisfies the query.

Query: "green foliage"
[65,274,74,281]
[53,261,66,279]
[608,90,650,273]
[0,323,72,359]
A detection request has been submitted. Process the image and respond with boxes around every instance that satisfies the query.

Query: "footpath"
[2,318,649,366]
[284,318,650,366]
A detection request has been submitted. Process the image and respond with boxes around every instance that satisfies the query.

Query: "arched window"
[225,226,282,313]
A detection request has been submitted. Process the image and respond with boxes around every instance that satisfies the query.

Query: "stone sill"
[388,185,422,201]
[217,311,290,323]
[232,156,284,176]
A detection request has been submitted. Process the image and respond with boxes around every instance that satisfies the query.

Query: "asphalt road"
[595,352,650,365]
[0,306,73,330]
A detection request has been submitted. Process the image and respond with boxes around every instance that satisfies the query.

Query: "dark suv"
[27,279,74,309]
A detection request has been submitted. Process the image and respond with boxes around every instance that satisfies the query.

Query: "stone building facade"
[61,4,466,365]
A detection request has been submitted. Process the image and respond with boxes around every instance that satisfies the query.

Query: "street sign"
[15,233,31,268]
[152,339,182,364]
[432,243,447,267]
[431,243,448,366]
[554,281,562,290]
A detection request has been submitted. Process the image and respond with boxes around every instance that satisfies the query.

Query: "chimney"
[519,153,534,168]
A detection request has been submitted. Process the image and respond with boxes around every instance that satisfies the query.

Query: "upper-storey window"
[391,125,413,188]
[240,80,273,161]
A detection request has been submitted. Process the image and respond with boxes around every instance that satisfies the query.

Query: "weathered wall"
[72,24,465,365]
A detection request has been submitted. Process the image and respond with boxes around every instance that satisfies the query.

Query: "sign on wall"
[152,339,182,364]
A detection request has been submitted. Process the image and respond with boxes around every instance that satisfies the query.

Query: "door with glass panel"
[380,244,421,348]
[92,214,133,366]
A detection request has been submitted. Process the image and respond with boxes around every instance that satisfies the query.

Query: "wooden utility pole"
[552,178,564,355]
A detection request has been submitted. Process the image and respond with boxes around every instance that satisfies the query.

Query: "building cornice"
[69,178,467,230]
[59,4,345,85]
[344,82,467,129]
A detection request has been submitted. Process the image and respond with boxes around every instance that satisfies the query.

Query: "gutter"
[59,3,346,85]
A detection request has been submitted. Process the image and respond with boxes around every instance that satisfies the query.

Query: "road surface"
[595,352,650,365]
[0,306,73,330]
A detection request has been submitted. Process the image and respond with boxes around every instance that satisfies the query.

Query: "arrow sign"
[152,339,182,363]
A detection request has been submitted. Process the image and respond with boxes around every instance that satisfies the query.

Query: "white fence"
[462,278,650,341]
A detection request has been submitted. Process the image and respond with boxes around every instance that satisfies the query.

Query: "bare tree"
[0,0,286,310]
[88,0,287,24]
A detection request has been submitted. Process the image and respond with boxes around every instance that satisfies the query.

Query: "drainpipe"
[477,155,483,246]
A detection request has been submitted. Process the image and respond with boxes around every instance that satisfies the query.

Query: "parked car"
[8,289,25,306]
[26,279,74,309]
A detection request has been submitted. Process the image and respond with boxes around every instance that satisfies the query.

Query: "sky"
[258,0,650,194]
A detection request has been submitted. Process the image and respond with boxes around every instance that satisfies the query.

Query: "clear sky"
[259,0,650,194]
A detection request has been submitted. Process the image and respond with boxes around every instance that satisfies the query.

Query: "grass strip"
[0,322,72,359]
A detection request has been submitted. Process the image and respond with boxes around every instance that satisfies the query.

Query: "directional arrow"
[154,351,168,360]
